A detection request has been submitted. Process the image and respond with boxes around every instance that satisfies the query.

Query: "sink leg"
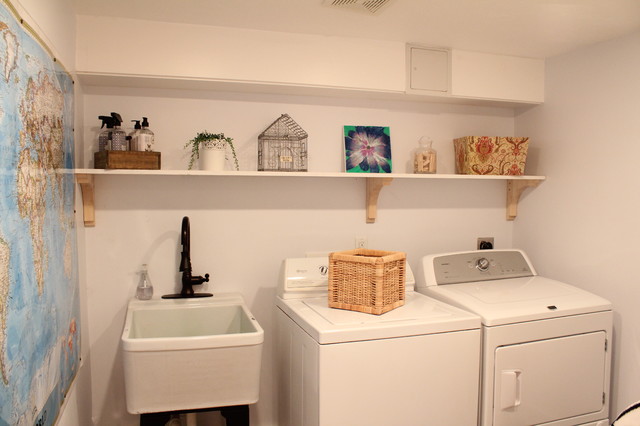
[184,412,197,426]
[220,405,249,426]
[140,412,172,425]
[139,405,249,426]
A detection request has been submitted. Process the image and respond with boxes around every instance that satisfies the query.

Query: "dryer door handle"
[499,370,522,410]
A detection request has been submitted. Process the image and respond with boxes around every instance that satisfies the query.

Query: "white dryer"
[417,249,612,426]
[276,257,482,426]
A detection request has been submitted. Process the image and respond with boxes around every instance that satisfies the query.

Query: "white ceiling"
[72,0,640,59]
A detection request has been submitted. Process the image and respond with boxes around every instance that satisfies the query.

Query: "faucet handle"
[190,273,209,285]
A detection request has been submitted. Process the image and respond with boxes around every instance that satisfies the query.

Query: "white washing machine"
[276,257,482,426]
[417,249,612,426]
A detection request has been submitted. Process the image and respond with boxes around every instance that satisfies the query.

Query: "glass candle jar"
[414,136,437,174]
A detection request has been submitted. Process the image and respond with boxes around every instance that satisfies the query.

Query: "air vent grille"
[324,0,395,15]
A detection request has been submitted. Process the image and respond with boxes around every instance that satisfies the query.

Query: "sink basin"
[121,293,264,414]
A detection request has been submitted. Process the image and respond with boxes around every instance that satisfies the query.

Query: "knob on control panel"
[431,250,534,285]
[476,257,490,272]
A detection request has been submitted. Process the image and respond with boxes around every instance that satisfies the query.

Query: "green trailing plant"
[184,131,239,171]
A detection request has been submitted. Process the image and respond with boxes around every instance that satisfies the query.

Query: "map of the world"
[0,1,79,425]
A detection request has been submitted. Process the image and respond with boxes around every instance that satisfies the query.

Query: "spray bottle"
[110,112,128,151]
[98,115,114,151]
[139,117,155,152]
[130,120,142,151]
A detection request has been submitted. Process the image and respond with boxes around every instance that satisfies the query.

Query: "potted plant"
[184,131,239,171]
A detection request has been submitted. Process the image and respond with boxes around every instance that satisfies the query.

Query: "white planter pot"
[199,145,226,171]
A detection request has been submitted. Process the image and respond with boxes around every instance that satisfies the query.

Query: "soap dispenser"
[130,120,142,151]
[136,264,154,300]
[139,117,155,151]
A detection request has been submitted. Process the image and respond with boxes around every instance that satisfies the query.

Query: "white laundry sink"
[121,293,264,414]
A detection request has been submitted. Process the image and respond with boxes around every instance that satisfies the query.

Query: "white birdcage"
[258,114,308,172]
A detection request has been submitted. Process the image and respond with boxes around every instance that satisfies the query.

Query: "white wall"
[514,31,640,419]
[10,0,75,69]
[79,86,520,425]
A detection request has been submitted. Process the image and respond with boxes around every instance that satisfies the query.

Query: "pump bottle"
[136,264,153,300]
[139,117,155,152]
[130,120,142,151]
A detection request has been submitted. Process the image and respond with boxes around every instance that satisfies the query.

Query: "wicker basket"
[328,249,406,315]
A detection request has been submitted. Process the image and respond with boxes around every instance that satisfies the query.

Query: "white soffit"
[72,0,640,59]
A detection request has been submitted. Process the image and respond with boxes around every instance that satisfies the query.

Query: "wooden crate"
[94,151,161,170]
[328,249,406,315]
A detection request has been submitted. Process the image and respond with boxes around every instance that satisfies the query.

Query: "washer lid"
[276,292,480,344]
[423,276,611,326]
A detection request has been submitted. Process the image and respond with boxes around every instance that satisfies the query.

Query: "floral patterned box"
[454,136,529,175]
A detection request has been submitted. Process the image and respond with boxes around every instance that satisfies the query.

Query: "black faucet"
[163,216,212,299]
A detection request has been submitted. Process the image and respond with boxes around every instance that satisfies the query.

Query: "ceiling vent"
[323,0,396,15]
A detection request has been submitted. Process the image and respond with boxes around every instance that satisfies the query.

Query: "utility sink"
[121,293,264,414]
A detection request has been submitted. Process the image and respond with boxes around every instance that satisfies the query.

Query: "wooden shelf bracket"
[366,177,393,223]
[506,179,541,221]
[71,170,544,226]
[76,173,96,227]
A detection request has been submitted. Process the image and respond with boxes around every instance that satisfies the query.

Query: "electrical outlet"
[355,236,368,249]
[477,237,494,250]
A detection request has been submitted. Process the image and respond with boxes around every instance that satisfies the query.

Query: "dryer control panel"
[422,249,536,286]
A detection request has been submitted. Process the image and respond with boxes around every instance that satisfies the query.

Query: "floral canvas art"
[344,126,392,173]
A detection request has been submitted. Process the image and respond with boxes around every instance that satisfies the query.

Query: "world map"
[0,2,79,425]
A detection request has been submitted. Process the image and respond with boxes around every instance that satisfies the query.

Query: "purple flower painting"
[344,126,392,173]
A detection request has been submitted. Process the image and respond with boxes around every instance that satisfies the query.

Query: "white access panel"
[407,45,450,93]
[493,331,607,426]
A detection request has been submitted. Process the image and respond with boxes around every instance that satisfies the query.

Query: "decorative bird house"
[258,114,308,172]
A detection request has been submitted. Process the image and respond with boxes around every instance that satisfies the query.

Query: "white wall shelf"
[76,72,541,108]
[74,169,545,227]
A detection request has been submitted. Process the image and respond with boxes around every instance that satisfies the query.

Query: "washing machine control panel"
[428,250,535,285]
[280,257,416,298]
[278,257,329,298]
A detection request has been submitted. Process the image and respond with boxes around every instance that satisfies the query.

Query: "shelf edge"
[73,169,545,181]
